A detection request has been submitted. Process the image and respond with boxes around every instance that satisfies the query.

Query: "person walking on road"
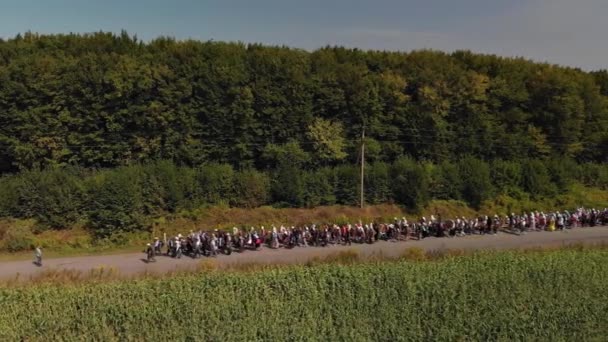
[34,246,42,267]
[145,243,156,262]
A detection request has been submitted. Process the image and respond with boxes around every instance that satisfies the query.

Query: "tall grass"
[1,247,607,341]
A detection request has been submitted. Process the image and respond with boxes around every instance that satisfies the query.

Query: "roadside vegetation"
[1,245,607,340]
[1,33,608,255]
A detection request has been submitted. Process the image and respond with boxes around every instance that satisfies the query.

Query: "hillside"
[0,32,607,240]
[1,32,607,171]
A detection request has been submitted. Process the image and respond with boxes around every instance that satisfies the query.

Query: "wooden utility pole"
[360,126,365,208]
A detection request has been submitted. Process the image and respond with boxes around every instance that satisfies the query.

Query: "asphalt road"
[1,226,607,281]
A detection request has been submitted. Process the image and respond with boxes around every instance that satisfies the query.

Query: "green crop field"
[1,248,608,341]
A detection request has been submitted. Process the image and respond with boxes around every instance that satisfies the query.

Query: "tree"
[232,169,270,208]
[457,157,493,208]
[261,141,309,207]
[366,162,391,204]
[6,168,86,228]
[195,163,235,205]
[261,141,310,169]
[491,160,522,195]
[431,162,462,200]
[520,160,556,199]
[87,167,146,238]
[307,118,347,164]
[391,157,430,210]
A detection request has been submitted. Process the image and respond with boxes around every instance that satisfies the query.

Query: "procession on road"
[145,207,608,262]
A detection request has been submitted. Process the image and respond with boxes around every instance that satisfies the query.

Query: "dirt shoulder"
[1,226,607,281]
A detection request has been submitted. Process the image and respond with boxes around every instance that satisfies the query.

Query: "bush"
[491,160,522,195]
[333,165,359,206]
[302,168,336,207]
[365,162,391,204]
[3,168,87,229]
[87,166,147,238]
[0,157,606,240]
[271,161,304,207]
[196,163,235,205]
[232,169,270,208]
[1,223,34,252]
[5,235,33,252]
[544,157,579,190]
[141,161,196,213]
[391,157,430,210]
[0,176,19,217]
[457,156,493,208]
[579,163,608,189]
[431,161,462,200]
[521,159,557,198]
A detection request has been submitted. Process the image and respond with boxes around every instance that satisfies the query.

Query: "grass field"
[1,246,607,341]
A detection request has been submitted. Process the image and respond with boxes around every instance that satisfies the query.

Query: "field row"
[1,247,607,341]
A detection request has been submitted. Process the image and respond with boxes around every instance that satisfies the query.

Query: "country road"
[1,227,607,281]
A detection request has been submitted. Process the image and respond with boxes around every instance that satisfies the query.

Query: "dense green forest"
[0,32,607,235]
[1,31,607,171]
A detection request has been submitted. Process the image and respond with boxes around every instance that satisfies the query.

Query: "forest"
[0,32,607,236]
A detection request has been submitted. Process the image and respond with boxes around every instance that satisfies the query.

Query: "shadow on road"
[501,230,522,236]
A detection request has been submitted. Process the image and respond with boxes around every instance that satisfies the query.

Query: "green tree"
[457,157,493,208]
[391,157,430,210]
[307,118,348,164]
[491,160,523,195]
[232,169,270,208]
[431,162,462,200]
[301,168,336,207]
[365,162,391,204]
[195,163,235,205]
[520,160,556,198]
[87,167,146,238]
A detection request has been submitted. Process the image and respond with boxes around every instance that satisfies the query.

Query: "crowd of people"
[144,207,608,262]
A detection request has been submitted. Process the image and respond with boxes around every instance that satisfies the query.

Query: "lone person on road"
[34,246,42,267]
[145,243,155,262]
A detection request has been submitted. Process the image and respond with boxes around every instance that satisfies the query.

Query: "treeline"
[1,159,606,236]
[1,31,608,174]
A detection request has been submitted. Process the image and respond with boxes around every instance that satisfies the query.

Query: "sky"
[1,0,607,70]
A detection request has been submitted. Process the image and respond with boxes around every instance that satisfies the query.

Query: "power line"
[29,135,592,149]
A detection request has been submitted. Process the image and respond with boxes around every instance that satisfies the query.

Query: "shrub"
[1,223,34,252]
[4,168,87,229]
[196,163,235,205]
[579,163,608,189]
[271,161,304,207]
[521,159,557,198]
[365,162,391,204]
[431,161,462,200]
[5,234,33,252]
[87,166,147,238]
[232,169,270,208]
[391,157,430,210]
[0,176,19,217]
[302,168,336,207]
[457,156,493,208]
[491,159,522,194]
[333,165,359,206]
[544,157,579,190]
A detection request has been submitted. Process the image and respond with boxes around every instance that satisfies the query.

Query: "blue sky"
[1,0,607,70]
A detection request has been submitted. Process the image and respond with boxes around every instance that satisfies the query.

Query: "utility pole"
[360,126,365,208]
